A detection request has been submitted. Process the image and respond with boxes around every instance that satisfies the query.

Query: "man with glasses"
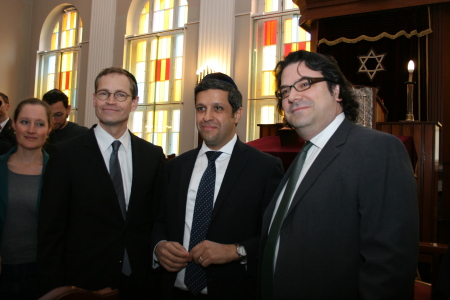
[38,67,165,299]
[0,92,15,146]
[259,50,418,299]
[42,89,88,147]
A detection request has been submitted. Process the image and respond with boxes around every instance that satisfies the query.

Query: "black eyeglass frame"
[94,91,131,102]
[275,77,328,100]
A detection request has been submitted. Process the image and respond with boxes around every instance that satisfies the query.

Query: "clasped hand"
[155,240,239,272]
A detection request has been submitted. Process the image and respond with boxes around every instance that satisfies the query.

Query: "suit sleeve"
[240,156,284,275]
[358,134,419,299]
[37,145,71,294]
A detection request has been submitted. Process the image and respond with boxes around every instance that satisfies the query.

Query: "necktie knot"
[112,140,121,153]
[205,151,222,162]
[301,141,313,153]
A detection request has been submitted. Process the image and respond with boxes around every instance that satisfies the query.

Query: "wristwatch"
[235,243,247,258]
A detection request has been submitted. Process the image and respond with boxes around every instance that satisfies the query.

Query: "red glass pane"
[156,58,171,81]
[59,71,71,90]
[264,20,277,46]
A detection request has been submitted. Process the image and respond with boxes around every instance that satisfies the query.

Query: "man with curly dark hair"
[260,50,419,299]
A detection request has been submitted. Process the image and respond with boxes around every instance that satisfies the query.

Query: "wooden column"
[376,122,441,242]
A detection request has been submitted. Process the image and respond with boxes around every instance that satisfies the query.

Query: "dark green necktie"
[261,141,313,299]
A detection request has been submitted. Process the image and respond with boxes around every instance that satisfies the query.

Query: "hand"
[155,241,190,272]
[189,240,240,267]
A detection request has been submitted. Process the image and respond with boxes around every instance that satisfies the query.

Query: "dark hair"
[42,89,69,108]
[274,50,359,122]
[0,92,9,104]
[94,67,138,99]
[14,98,52,127]
[194,72,242,114]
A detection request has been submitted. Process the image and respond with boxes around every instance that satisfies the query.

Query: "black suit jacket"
[38,126,165,295]
[152,138,283,299]
[260,119,419,299]
[0,119,16,146]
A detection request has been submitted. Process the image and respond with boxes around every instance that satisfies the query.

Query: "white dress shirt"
[0,118,9,132]
[174,134,237,293]
[270,113,345,267]
[94,124,133,208]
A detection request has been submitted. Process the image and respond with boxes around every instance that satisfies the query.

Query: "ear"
[66,105,72,115]
[131,96,139,112]
[11,119,16,130]
[333,85,342,102]
[93,93,97,107]
[233,107,243,124]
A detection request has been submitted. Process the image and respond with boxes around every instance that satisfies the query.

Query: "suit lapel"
[210,139,248,221]
[285,119,353,217]
[83,126,124,220]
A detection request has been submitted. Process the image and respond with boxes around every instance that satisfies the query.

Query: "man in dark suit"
[152,73,283,299]
[37,67,165,299]
[260,50,419,299]
[0,92,15,146]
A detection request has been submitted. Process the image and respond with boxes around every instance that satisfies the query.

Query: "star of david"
[357,48,386,81]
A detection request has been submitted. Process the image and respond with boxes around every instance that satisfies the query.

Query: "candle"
[408,60,415,82]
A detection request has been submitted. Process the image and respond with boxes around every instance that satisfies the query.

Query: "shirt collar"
[94,124,131,154]
[310,112,345,149]
[198,134,237,158]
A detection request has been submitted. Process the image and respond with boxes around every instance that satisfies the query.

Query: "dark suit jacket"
[152,138,283,299]
[260,118,419,299]
[0,119,16,146]
[37,126,165,295]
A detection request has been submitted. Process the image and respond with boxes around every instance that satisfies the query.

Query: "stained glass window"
[37,7,82,122]
[127,1,187,155]
[249,2,309,141]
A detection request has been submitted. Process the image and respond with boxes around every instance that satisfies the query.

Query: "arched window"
[126,0,188,156]
[249,0,310,140]
[36,6,82,121]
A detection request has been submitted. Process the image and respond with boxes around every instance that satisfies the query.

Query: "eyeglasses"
[275,77,328,100]
[95,91,130,102]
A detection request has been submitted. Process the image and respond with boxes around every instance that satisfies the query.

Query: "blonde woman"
[0,98,52,299]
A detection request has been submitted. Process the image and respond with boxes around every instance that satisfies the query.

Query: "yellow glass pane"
[51,33,59,50]
[143,1,149,13]
[149,61,156,83]
[164,10,169,30]
[71,12,77,29]
[265,0,278,12]
[173,80,181,101]
[53,22,59,33]
[284,19,292,43]
[139,13,149,34]
[63,14,69,30]
[306,42,311,51]
[262,71,275,96]
[137,41,147,62]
